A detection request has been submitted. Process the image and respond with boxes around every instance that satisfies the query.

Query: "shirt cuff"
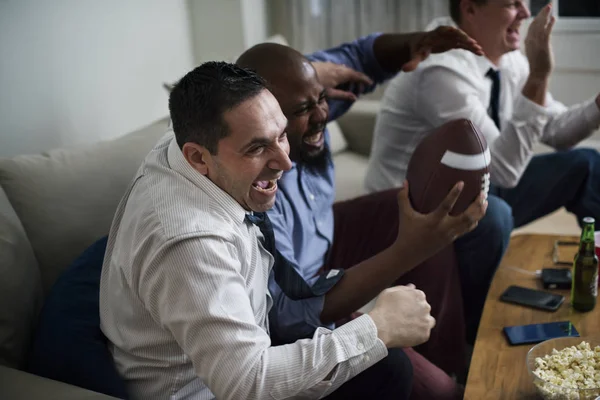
[514,92,551,121]
[332,314,387,360]
[582,97,600,130]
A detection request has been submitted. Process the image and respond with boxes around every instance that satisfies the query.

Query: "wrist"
[367,310,391,347]
[527,70,550,84]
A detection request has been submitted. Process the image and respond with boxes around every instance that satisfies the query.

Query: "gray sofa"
[0,100,380,399]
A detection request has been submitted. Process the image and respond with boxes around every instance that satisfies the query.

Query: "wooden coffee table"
[464,234,600,399]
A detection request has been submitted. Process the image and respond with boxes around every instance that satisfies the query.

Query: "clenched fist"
[368,284,436,348]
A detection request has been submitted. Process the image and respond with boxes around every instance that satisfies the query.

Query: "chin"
[303,145,326,159]
[249,200,276,213]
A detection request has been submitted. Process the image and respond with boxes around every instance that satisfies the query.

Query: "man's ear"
[461,0,477,24]
[182,142,211,175]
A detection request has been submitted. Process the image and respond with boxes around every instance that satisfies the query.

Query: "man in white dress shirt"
[365,0,600,342]
[99,61,437,399]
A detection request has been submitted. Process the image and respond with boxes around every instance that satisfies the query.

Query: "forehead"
[222,89,287,144]
[273,61,323,104]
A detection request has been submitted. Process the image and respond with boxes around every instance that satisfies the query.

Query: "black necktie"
[486,68,501,130]
[245,212,344,300]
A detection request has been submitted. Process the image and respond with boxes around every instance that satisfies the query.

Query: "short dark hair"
[168,61,266,154]
[449,0,487,25]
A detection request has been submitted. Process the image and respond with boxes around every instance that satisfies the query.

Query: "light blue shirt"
[267,33,395,342]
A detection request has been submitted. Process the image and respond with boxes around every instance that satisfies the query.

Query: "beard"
[299,143,332,175]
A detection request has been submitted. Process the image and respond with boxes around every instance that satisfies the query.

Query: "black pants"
[323,348,413,400]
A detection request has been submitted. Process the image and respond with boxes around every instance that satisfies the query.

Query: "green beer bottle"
[571,217,599,312]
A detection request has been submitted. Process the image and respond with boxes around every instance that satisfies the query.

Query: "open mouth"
[251,177,279,193]
[507,26,520,38]
[303,130,324,149]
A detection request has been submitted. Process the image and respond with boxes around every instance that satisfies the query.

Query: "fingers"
[325,88,357,102]
[312,61,373,90]
[431,26,484,56]
[344,68,373,87]
[546,15,556,39]
[428,315,436,330]
[455,191,488,236]
[433,181,464,218]
[396,180,414,212]
[401,51,429,72]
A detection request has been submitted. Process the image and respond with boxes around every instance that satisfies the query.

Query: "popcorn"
[532,341,600,400]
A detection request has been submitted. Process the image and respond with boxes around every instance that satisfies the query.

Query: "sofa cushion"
[0,117,170,293]
[27,236,127,399]
[336,100,380,157]
[327,120,348,155]
[0,186,43,369]
[333,152,369,202]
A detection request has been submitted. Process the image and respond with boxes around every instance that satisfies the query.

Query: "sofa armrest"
[0,366,120,400]
[336,100,380,157]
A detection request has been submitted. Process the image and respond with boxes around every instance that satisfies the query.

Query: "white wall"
[0,0,195,157]
[187,0,267,65]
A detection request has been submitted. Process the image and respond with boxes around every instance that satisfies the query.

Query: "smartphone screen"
[504,321,579,345]
[500,285,565,311]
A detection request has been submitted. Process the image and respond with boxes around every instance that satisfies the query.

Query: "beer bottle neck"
[579,222,596,255]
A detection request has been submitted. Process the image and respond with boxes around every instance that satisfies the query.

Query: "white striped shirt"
[99,132,387,400]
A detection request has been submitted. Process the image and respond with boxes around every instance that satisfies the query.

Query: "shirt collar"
[166,135,248,225]
[475,55,498,78]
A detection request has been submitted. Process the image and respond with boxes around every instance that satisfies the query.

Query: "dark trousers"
[323,348,413,400]
[490,148,600,228]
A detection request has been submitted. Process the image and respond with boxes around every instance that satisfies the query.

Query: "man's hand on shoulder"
[311,61,373,101]
[402,26,484,72]
[393,181,487,265]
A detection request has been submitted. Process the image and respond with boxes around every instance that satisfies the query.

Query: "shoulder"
[500,50,529,82]
[385,49,481,100]
[133,152,240,246]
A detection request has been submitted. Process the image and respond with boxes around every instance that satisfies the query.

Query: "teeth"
[304,132,322,144]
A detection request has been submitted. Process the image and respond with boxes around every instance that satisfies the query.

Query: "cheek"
[287,120,308,143]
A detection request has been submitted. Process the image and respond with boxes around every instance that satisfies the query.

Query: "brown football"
[406,119,490,216]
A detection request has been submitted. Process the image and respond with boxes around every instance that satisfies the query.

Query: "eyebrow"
[294,89,327,110]
[240,137,272,152]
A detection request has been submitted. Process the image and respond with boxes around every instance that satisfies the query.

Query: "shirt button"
[309,193,315,201]
[357,342,365,351]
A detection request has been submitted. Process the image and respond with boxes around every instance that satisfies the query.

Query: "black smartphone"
[541,268,572,289]
[500,285,564,311]
[504,321,579,345]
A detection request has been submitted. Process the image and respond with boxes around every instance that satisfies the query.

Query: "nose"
[309,104,328,125]
[518,2,531,19]
[268,139,292,172]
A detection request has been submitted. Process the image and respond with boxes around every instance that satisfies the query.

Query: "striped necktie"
[246,212,343,300]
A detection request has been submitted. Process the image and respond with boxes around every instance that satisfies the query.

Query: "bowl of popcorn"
[527,336,600,400]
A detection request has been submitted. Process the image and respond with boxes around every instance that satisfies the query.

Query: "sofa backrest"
[0,185,43,369]
[0,118,170,296]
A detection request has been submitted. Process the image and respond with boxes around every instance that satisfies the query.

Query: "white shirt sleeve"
[417,65,549,188]
[138,236,388,400]
[540,94,600,150]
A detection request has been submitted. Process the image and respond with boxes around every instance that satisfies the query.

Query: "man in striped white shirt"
[99,62,436,399]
